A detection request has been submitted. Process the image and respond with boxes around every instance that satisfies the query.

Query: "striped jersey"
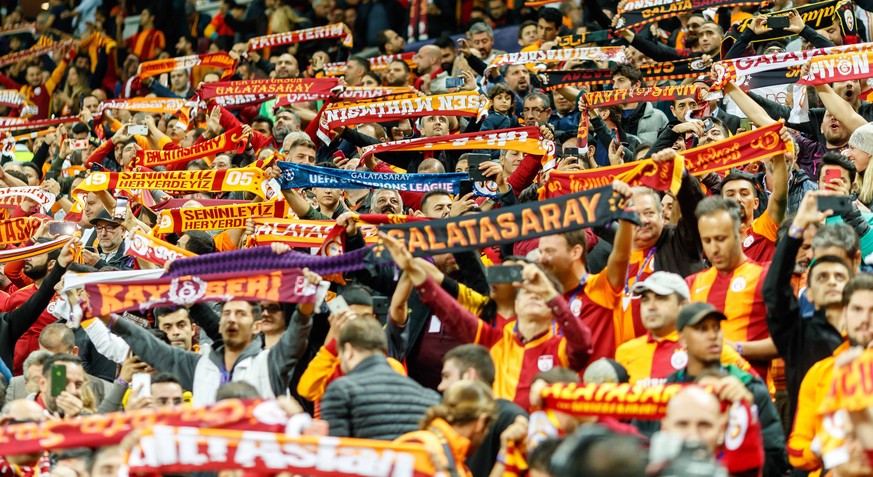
[616,247,657,342]
[126,28,165,61]
[565,271,625,363]
[743,212,778,264]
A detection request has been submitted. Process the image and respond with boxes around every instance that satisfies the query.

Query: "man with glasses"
[522,92,552,127]
[83,211,133,270]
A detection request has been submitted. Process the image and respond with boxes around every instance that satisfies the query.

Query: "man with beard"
[344,57,370,87]
[764,191,852,422]
[102,251,320,405]
[175,35,196,56]
[339,189,491,390]
[788,273,873,473]
[82,211,133,270]
[385,60,412,87]
[413,45,448,94]
[168,68,195,98]
[502,65,531,117]
[687,197,779,381]
[4,245,67,375]
[370,189,404,215]
[375,29,405,55]
[468,22,503,63]
[33,352,88,418]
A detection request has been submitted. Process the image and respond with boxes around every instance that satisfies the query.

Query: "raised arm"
[814,83,868,131]
[605,181,635,291]
[725,82,777,127]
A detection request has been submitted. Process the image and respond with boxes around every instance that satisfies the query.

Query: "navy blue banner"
[277,162,468,193]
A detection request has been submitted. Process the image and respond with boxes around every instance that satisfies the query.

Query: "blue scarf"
[277,162,468,194]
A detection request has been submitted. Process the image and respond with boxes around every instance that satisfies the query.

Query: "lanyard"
[625,247,656,296]
[429,426,461,477]
[568,272,589,309]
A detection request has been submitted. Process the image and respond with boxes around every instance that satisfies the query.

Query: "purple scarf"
[166,245,375,278]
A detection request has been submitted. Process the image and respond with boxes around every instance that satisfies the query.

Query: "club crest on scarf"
[167,276,209,306]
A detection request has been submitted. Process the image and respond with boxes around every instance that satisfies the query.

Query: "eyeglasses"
[95,224,120,233]
[261,303,282,314]
[523,107,545,115]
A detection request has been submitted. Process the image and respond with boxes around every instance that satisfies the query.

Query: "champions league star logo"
[280,167,295,184]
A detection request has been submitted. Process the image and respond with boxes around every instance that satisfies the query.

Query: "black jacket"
[763,235,845,419]
[0,264,65,368]
[654,171,707,277]
[320,355,440,440]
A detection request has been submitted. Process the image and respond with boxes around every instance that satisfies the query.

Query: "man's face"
[152,381,184,408]
[818,164,852,190]
[252,121,272,137]
[438,359,464,393]
[39,361,86,410]
[640,292,681,332]
[413,47,438,74]
[24,363,43,395]
[537,19,558,42]
[502,149,524,176]
[612,74,636,91]
[821,111,850,146]
[471,32,494,58]
[386,62,410,86]
[384,30,405,54]
[808,262,850,309]
[505,65,530,96]
[632,192,665,250]
[24,253,49,280]
[315,188,340,209]
[846,290,873,347]
[26,66,41,87]
[698,120,726,146]
[212,154,231,170]
[273,111,298,143]
[519,25,538,47]
[552,92,573,115]
[538,235,578,286]
[697,211,742,272]
[82,97,100,117]
[372,190,401,214]
[83,193,102,225]
[489,0,507,18]
[156,309,194,349]
[522,98,550,126]
[794,227,815,274]
[94,220,124,252]
[344,61,366,85]
[697,25,722,53]
[671,98,696,122]
[422,115,449,137]
[176,37,191,55]
[681,317,723,364]
[819,24,844,46]
[256,301,286,335]
[439,47,456,71]
[288,145,316,164]
[661,392,723,453]
[170,69,189,91]
[422,194,452,218]
[833,80,860,104]
[91,449,124,477]
[274,54,299,79]
[219,301,256,351]
[721,179,757,227]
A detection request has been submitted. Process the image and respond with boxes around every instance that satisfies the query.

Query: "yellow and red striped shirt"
[616,247,657,342]
[687,259,770,377]
[126,28,165,61]
[565,271,625,363]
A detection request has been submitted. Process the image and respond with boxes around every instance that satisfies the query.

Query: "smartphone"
[824,168,843,184]
[818,195,853,215]
[326,295,350,315]
[612,128,621,147]
[458,179,474,197]
[84,246,97,253]
[445,77,465,88]
[487,265,524,284]
[49,221,79,236]
[50,364,66,397]
[456,38,468,48]
[372,296,389,316]
[131,373,151,398]
[114,196,129,221]
[563,147,580,157]
[127,124,148,136]
[767,16,791,29]
[70,139,88,150]
[467,153,493,181]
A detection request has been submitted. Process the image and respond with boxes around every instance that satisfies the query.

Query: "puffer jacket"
[625,102,668,145]
[787,169,818,217]
[321,354,440,440]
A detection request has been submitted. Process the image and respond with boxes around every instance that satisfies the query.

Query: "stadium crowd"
[4,0,873,476]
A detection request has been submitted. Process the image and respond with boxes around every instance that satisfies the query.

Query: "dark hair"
[41,353,83,377]
[809,255,851,283]
[557,228,590,265]
[221,301,262,318]
[389,59,411,74]
[363,71,382,85]
[719,169,757,194]
[842,272,873,306]
[421,189,452,211]
[434,35,456,50]
[348,56,371,73]
[338,317,388,353]
[341,285,374,308]
[551,426,646,477]
[694,196,742,232]
[487,82,516,104]
[518,20,537,39]
[154,306,190,327]
[529,439,563,473]
[20,161,42,181]
[610,63,642,85]
[374,30,393,54]
[183,230,216,255]
[71,123,90,135]
[821,150,857,184]
[538,7,564,27]
[152,372,181,386]
[251,115,274,130]
[444,344,496,386]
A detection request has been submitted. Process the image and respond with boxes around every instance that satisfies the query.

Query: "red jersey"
[616,247,657,342]
[743,213,778,263]
[565,271,624,363]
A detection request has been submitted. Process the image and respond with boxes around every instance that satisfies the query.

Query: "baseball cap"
[89,209,123,226]
[631,271,690,301]
[676,302,726,331]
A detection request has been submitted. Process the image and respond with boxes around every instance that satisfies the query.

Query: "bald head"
[39,323,76,355]
[661,386,724,453]
[2,399,44,422]
[418,158,446,174]
[416,45,442,75]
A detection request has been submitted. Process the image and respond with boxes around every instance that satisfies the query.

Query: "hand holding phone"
[767,16,791,29]
[326,295,350,315]
[824,168,843,185]
[48,221,79,236]
[131,373,151,398]
[445,77,465,88]
[50,364,67,397]
[114,196,129,221]
[487,265,524,284]
[458,179,474,197]
[817,195,853,215]
[127,124,148,136]
[467,153,494,181]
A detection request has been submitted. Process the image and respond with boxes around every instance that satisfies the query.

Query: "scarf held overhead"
[198,78,340,100]
[0,217,41,245]
[484,47,627,78]
[317,91,489,144]
[134,126,247,167]
[249,217,379,248]
[380,185,637,255]
[614,0,764,31]
[73,168,269,199]
[0,186,56,211]
[276,162,468,193]
[155,200,289,234]
[126,230,196,267]
[85,268,316,317]
[0,236,70,264]
[799,50,873,85]
[137,52,236,79]
[248,22,353,50]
